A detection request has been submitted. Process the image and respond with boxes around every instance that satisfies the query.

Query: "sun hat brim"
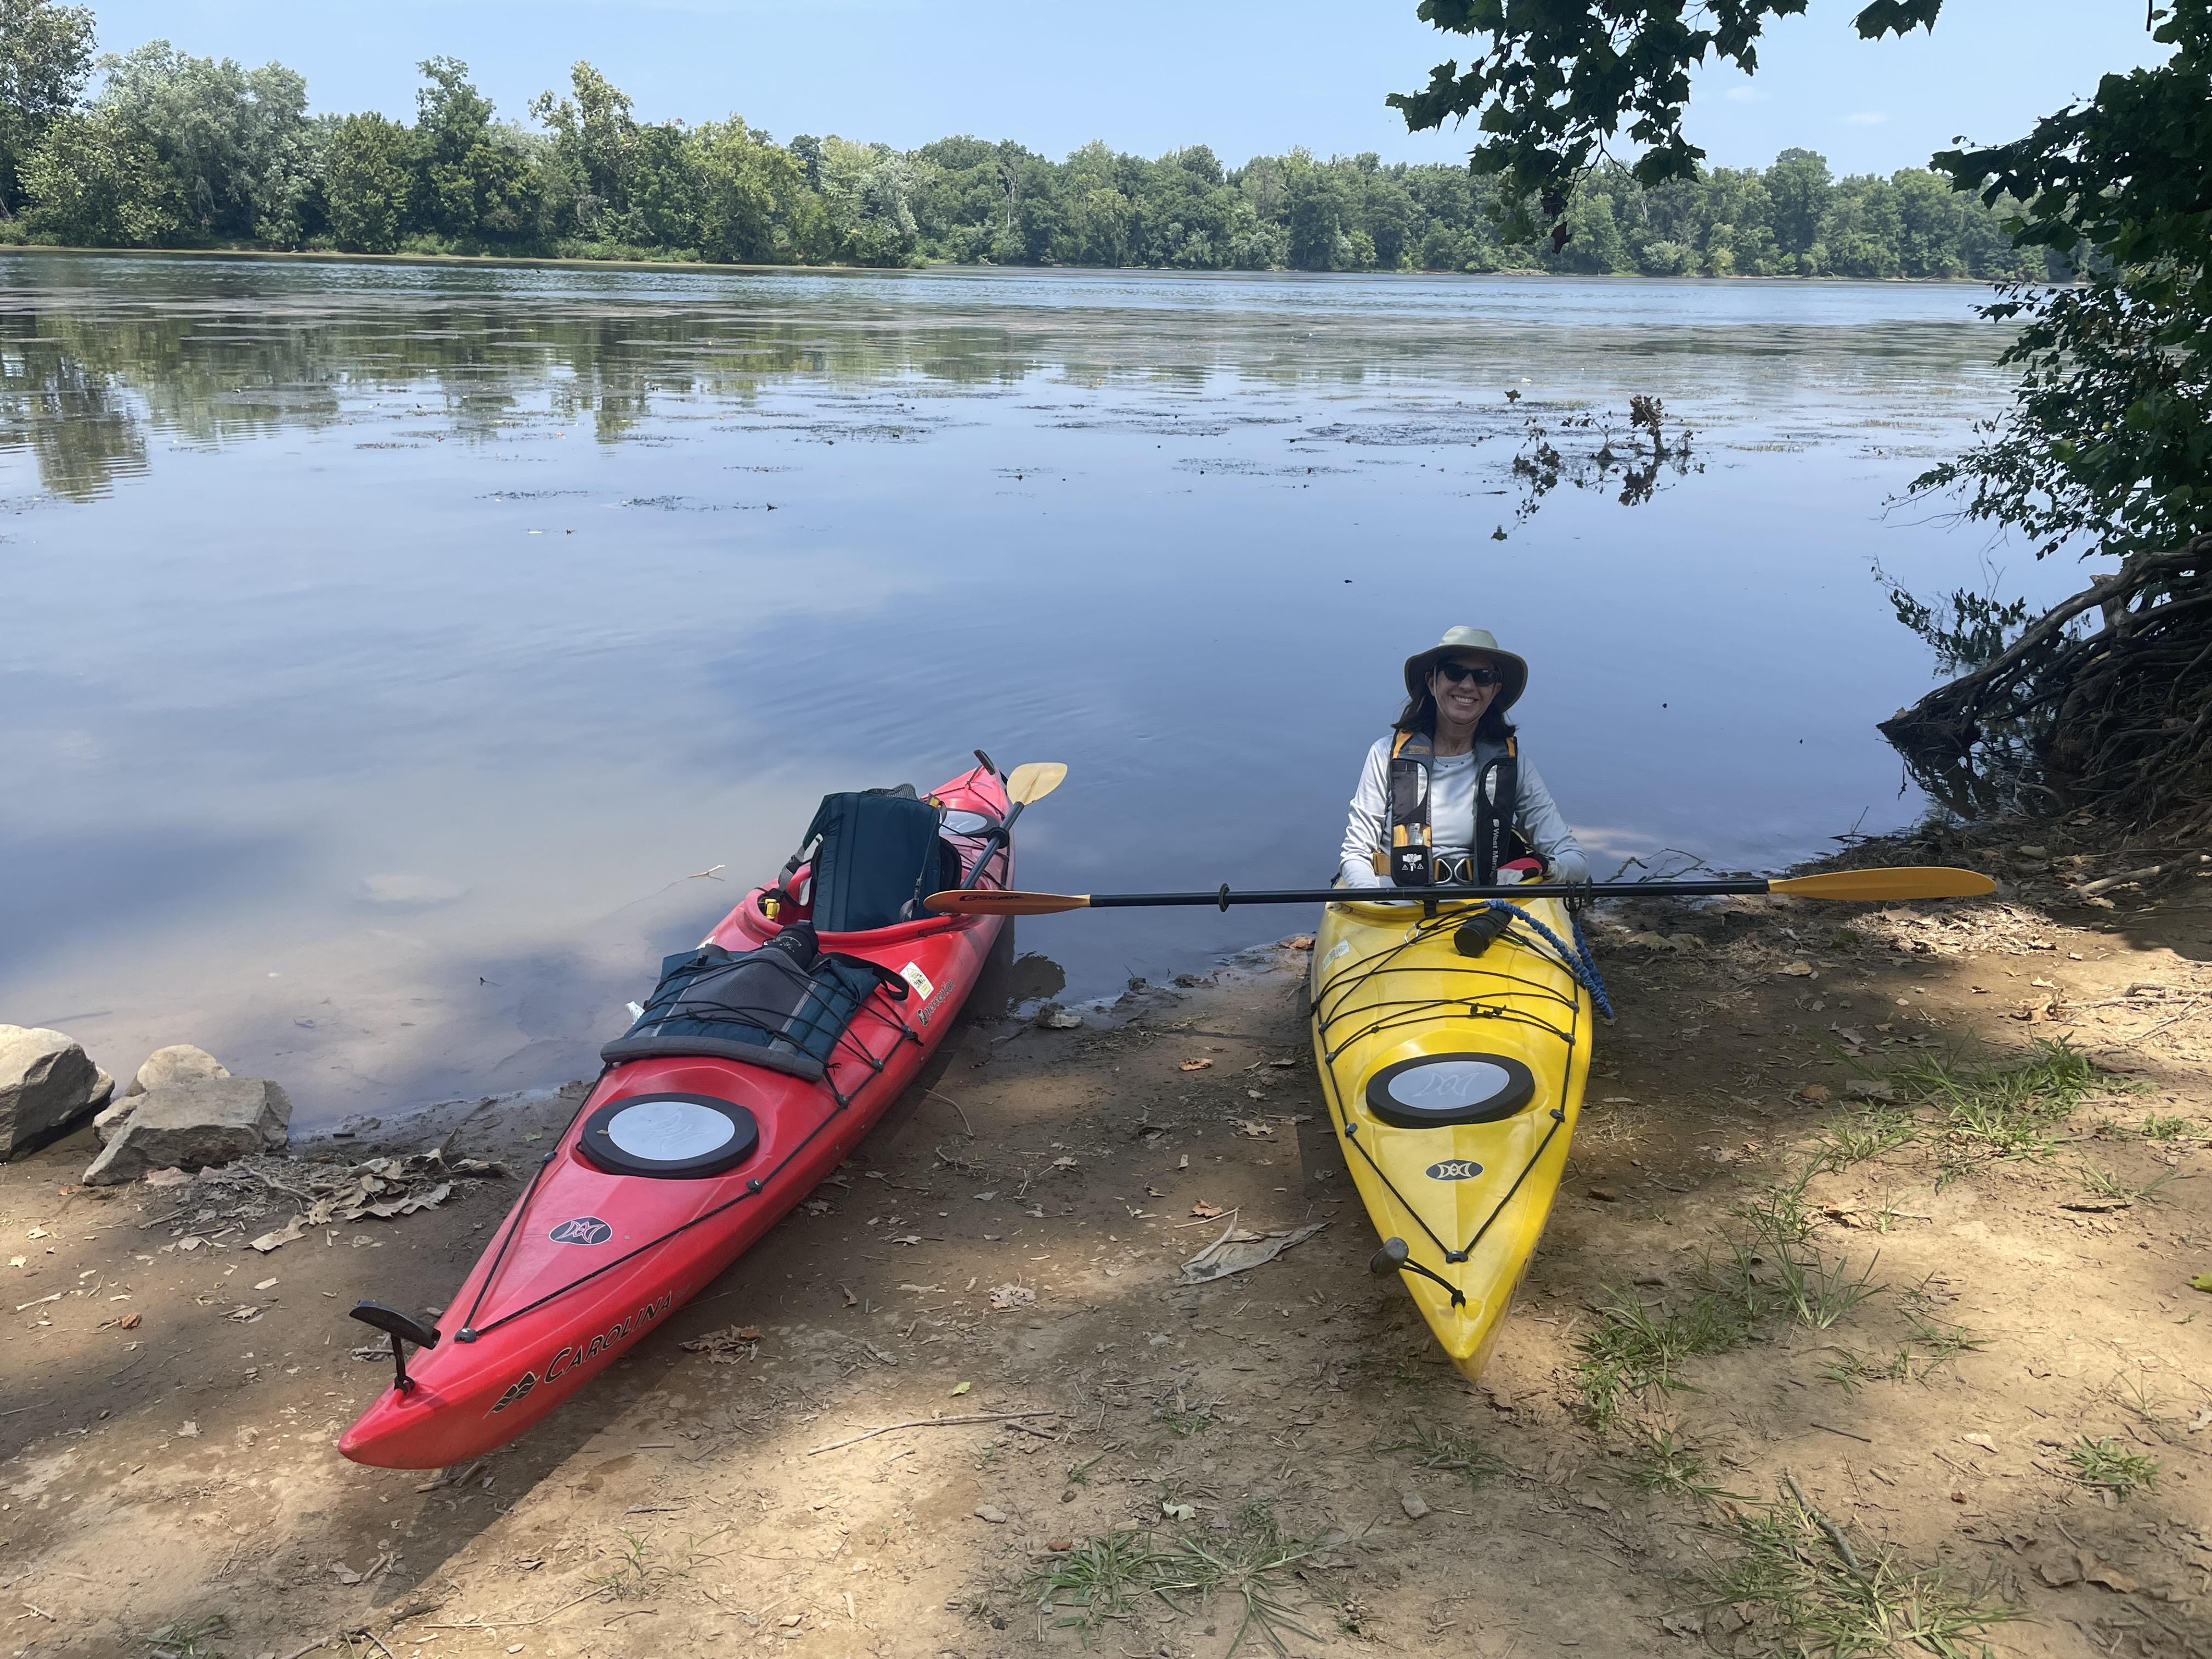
[1403,627,1528,716]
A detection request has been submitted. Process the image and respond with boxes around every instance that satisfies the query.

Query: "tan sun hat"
[1403,626,1528,715]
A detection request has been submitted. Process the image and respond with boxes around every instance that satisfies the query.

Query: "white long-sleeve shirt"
[1338,735,1590,888]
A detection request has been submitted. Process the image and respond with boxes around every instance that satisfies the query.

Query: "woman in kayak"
[1339,626,1590,890]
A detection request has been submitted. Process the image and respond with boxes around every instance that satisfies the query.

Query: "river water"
[1,253,2066,1127]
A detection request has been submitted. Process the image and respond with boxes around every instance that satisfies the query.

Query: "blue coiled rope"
[1475,900,1615,1021]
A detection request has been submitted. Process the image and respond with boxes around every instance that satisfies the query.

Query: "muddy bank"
[3,821,2208,1659]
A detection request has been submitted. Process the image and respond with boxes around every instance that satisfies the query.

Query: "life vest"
[1378,730,1525,886]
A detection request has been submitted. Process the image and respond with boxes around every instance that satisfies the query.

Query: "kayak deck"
[1310,894,1593,1380]
[338,763,1011,1469]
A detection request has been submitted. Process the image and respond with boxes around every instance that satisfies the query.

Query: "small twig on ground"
[926,1088,974,1137]
[415,1587,614,1631]
[806,1409,1057,1455]
[1809,1422,1873,1444]
[1783,1468,1865,1578]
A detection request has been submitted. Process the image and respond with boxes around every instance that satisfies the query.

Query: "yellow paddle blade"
[926,889,1092,916]
[1768,866,1996,901]
[1005,761,1066,806]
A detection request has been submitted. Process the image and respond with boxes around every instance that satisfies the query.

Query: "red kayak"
[340,758,1014,1469]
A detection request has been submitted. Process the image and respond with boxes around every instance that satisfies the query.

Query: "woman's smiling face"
[1427,655,1501,728]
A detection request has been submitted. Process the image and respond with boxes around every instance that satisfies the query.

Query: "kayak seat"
[797,789,962,933]
[600,923,906,1082]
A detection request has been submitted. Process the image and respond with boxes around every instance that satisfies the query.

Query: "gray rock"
[0,1025,108,1160]
[82,1077,292,1186]
[122,1043,230,1099]
[93,1092,136,1145]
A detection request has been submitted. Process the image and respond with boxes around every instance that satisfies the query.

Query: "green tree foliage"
[20,103,178,242]
[1386,0,1944,246]
[0,21,2035,279]
[414,57,537,246]
[324,111,410,253]
[88,41,317,242]
[1912,2,2212,567]
[531,60,638,244]
[0,0,93,213]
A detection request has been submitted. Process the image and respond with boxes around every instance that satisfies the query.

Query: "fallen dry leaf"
[1178,1058,1214,1071]
[1180,1220,1327,1284]
[2080,1554,2140,1594]
[1780,961,1815,978]
[1189,1201,1226,1219]
[681,1325,763,1364]
[117,1312,140,1330]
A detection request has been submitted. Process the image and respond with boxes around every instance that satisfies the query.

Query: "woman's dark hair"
[1394,688,1515,744]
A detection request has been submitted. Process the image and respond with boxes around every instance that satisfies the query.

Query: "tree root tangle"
[1880,535,2212,833]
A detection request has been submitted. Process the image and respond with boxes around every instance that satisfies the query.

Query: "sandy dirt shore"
[4,817,2209,1659]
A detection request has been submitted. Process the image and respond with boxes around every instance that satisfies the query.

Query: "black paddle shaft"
[958,795,1036,891]
[1087,878,1773,911]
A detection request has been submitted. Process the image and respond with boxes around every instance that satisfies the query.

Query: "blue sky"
[92,0,2164,175]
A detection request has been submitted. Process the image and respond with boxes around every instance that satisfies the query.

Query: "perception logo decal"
[548,1216,613,1246]
[489,1370,539,1414]
[1424,1159,1486,1181]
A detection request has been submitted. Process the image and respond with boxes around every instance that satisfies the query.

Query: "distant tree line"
[0,5,2056,279]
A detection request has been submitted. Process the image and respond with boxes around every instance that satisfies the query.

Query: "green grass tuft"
[2064,1436,2161,1499]
[1694,1487,2021,1657]
[146,1616,229,1659]
[1886,1039,2147,1181]
[2075,1161,2180,1206]
[1623,1421,1732,1502]
[1019,1506,1319,1654]
[1572,1282,1759,1431]
[1370,1421,1505,1493]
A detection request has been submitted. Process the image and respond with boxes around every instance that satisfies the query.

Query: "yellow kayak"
[1310,892,1595,1380]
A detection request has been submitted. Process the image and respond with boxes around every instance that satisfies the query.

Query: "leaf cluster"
[1910,3,2212,565]
[1386,0,1942,246]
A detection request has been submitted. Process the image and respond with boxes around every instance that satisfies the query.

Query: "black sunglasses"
[1434,661,1503,687]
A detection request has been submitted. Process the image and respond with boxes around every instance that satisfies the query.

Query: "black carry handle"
[351,1299,441,1394]
[1367,1237,1467,1308]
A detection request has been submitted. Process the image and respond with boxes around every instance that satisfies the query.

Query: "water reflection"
[0,253,2079,1128]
